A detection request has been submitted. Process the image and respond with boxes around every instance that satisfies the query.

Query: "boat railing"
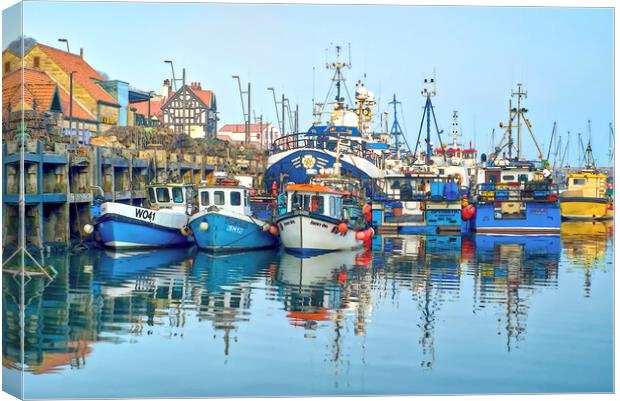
[474,182,559,203]
[271,133,380,166]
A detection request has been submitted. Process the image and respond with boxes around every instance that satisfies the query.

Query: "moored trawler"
[275,180,372,254]
[86,183,194,248]
[559,140,612,220]
[471,85,561,235]
[264,46,388,195]
[187,177,278,252]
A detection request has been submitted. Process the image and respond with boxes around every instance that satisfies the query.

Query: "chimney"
[162,79,170,100]
[79,48,83,59]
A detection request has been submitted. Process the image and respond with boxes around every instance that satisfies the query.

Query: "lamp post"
[147,90,154,125]
[267,87,284,137]
[58,38,70,53]
[164,60,178,91]
[233,75,251,144]
[69,70,76,143]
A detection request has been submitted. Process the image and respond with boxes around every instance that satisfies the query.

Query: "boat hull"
[188,209,278,252]
[95,215,192,248]
[560,197,611,220]
[265,148,379,192]
[472,201,561,235]
[276,211,363,254]
[93,202,191,248]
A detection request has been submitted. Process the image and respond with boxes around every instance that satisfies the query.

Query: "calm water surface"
[2,222,614,398]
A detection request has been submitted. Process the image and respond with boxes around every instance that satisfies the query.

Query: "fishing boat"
[471,85,561,235]
[275,177,372,254]
[560,141,612,220]
[265,45,388,195]
[85,183,194,248]
[187,177,278,252]
[371,76,469,235]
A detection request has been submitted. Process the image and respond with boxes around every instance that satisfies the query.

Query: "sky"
[3,2,614,166]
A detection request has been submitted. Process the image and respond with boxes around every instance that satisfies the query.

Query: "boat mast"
[389,94,403,159]
[413,72,446,165]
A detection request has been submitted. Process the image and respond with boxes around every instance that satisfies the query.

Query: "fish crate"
[373,193,388,202]
[480,184,496,191]
[534,190,548,199]
[495,190,509,200]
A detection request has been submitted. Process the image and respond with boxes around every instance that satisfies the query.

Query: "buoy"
[462,204,476,221]
[269,225,279,235]
[368,227,375,237]
[180,226,192,237]
[362,204,371,215]
[356,231,366,241]
[338,222,348,234]
[199,222,209,231]
[83,223,94,234]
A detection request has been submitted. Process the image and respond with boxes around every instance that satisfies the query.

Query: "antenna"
[450,110,463,148]
[609,123,614,165]
[413,73,445,165]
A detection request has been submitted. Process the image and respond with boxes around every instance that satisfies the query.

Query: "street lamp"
[233,76,251,144]
[268,87,285,136]
[164,60,178,91]
[58,38,69,53]
[68,70,76,143]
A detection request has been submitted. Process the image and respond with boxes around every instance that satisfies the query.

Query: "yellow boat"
[560,171,610,220]
[559,142,612,220]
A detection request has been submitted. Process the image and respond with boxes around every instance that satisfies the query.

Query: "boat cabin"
[564,172,608,199]
[147,184,194,213]
[197,186,251,216]
[285,184,347,220]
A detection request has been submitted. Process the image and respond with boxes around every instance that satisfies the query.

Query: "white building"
[217,123,280,149]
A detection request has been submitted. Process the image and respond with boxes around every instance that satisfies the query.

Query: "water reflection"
[2,224,613,395]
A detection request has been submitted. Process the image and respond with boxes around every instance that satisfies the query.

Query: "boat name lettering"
[226,225,243,234]
[135,208,156,222]
[310,220,328,228]
[282,220,295,226]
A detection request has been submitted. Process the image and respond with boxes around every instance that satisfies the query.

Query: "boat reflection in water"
[2,225,612,397]
[275,249,373,337]
[561,220,613,297]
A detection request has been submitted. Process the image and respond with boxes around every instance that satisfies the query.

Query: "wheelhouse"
[147,184,194,213]
[197,186,251,216]
[285,184,347,220]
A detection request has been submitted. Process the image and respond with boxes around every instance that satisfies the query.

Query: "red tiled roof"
[34,43,119,106]
[2,67,95,121]
[219,123,268,134]
[129,99,163,119]
[56,88,96,121]
[189,88,214,108]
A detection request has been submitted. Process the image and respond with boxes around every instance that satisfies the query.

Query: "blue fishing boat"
[265,46,388,195]
[371,76,468,235]
[187,178,278,252]
[471,85,561,235]
[86,183,194,248]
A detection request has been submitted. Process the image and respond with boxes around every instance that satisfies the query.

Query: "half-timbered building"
[160,81,217,139]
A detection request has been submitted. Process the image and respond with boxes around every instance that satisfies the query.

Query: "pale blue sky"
[5,2,614,165]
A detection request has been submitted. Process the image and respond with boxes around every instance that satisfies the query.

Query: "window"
[172,187,184,203]
[518,174,529,182]
[573,178,586,185]
[148,188,156,203]
[230,191,241,206]
[156,187,170,202]
[4,61,10,74]
[503,175,515,182]
[329,196,336,217]
[310,195,324,214]
[214,191,225,205]
[244,191,249,206]
[200,191,209,206]
[33,56,40,68]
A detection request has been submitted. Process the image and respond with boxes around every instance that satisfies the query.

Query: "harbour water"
[2,222,613,398]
